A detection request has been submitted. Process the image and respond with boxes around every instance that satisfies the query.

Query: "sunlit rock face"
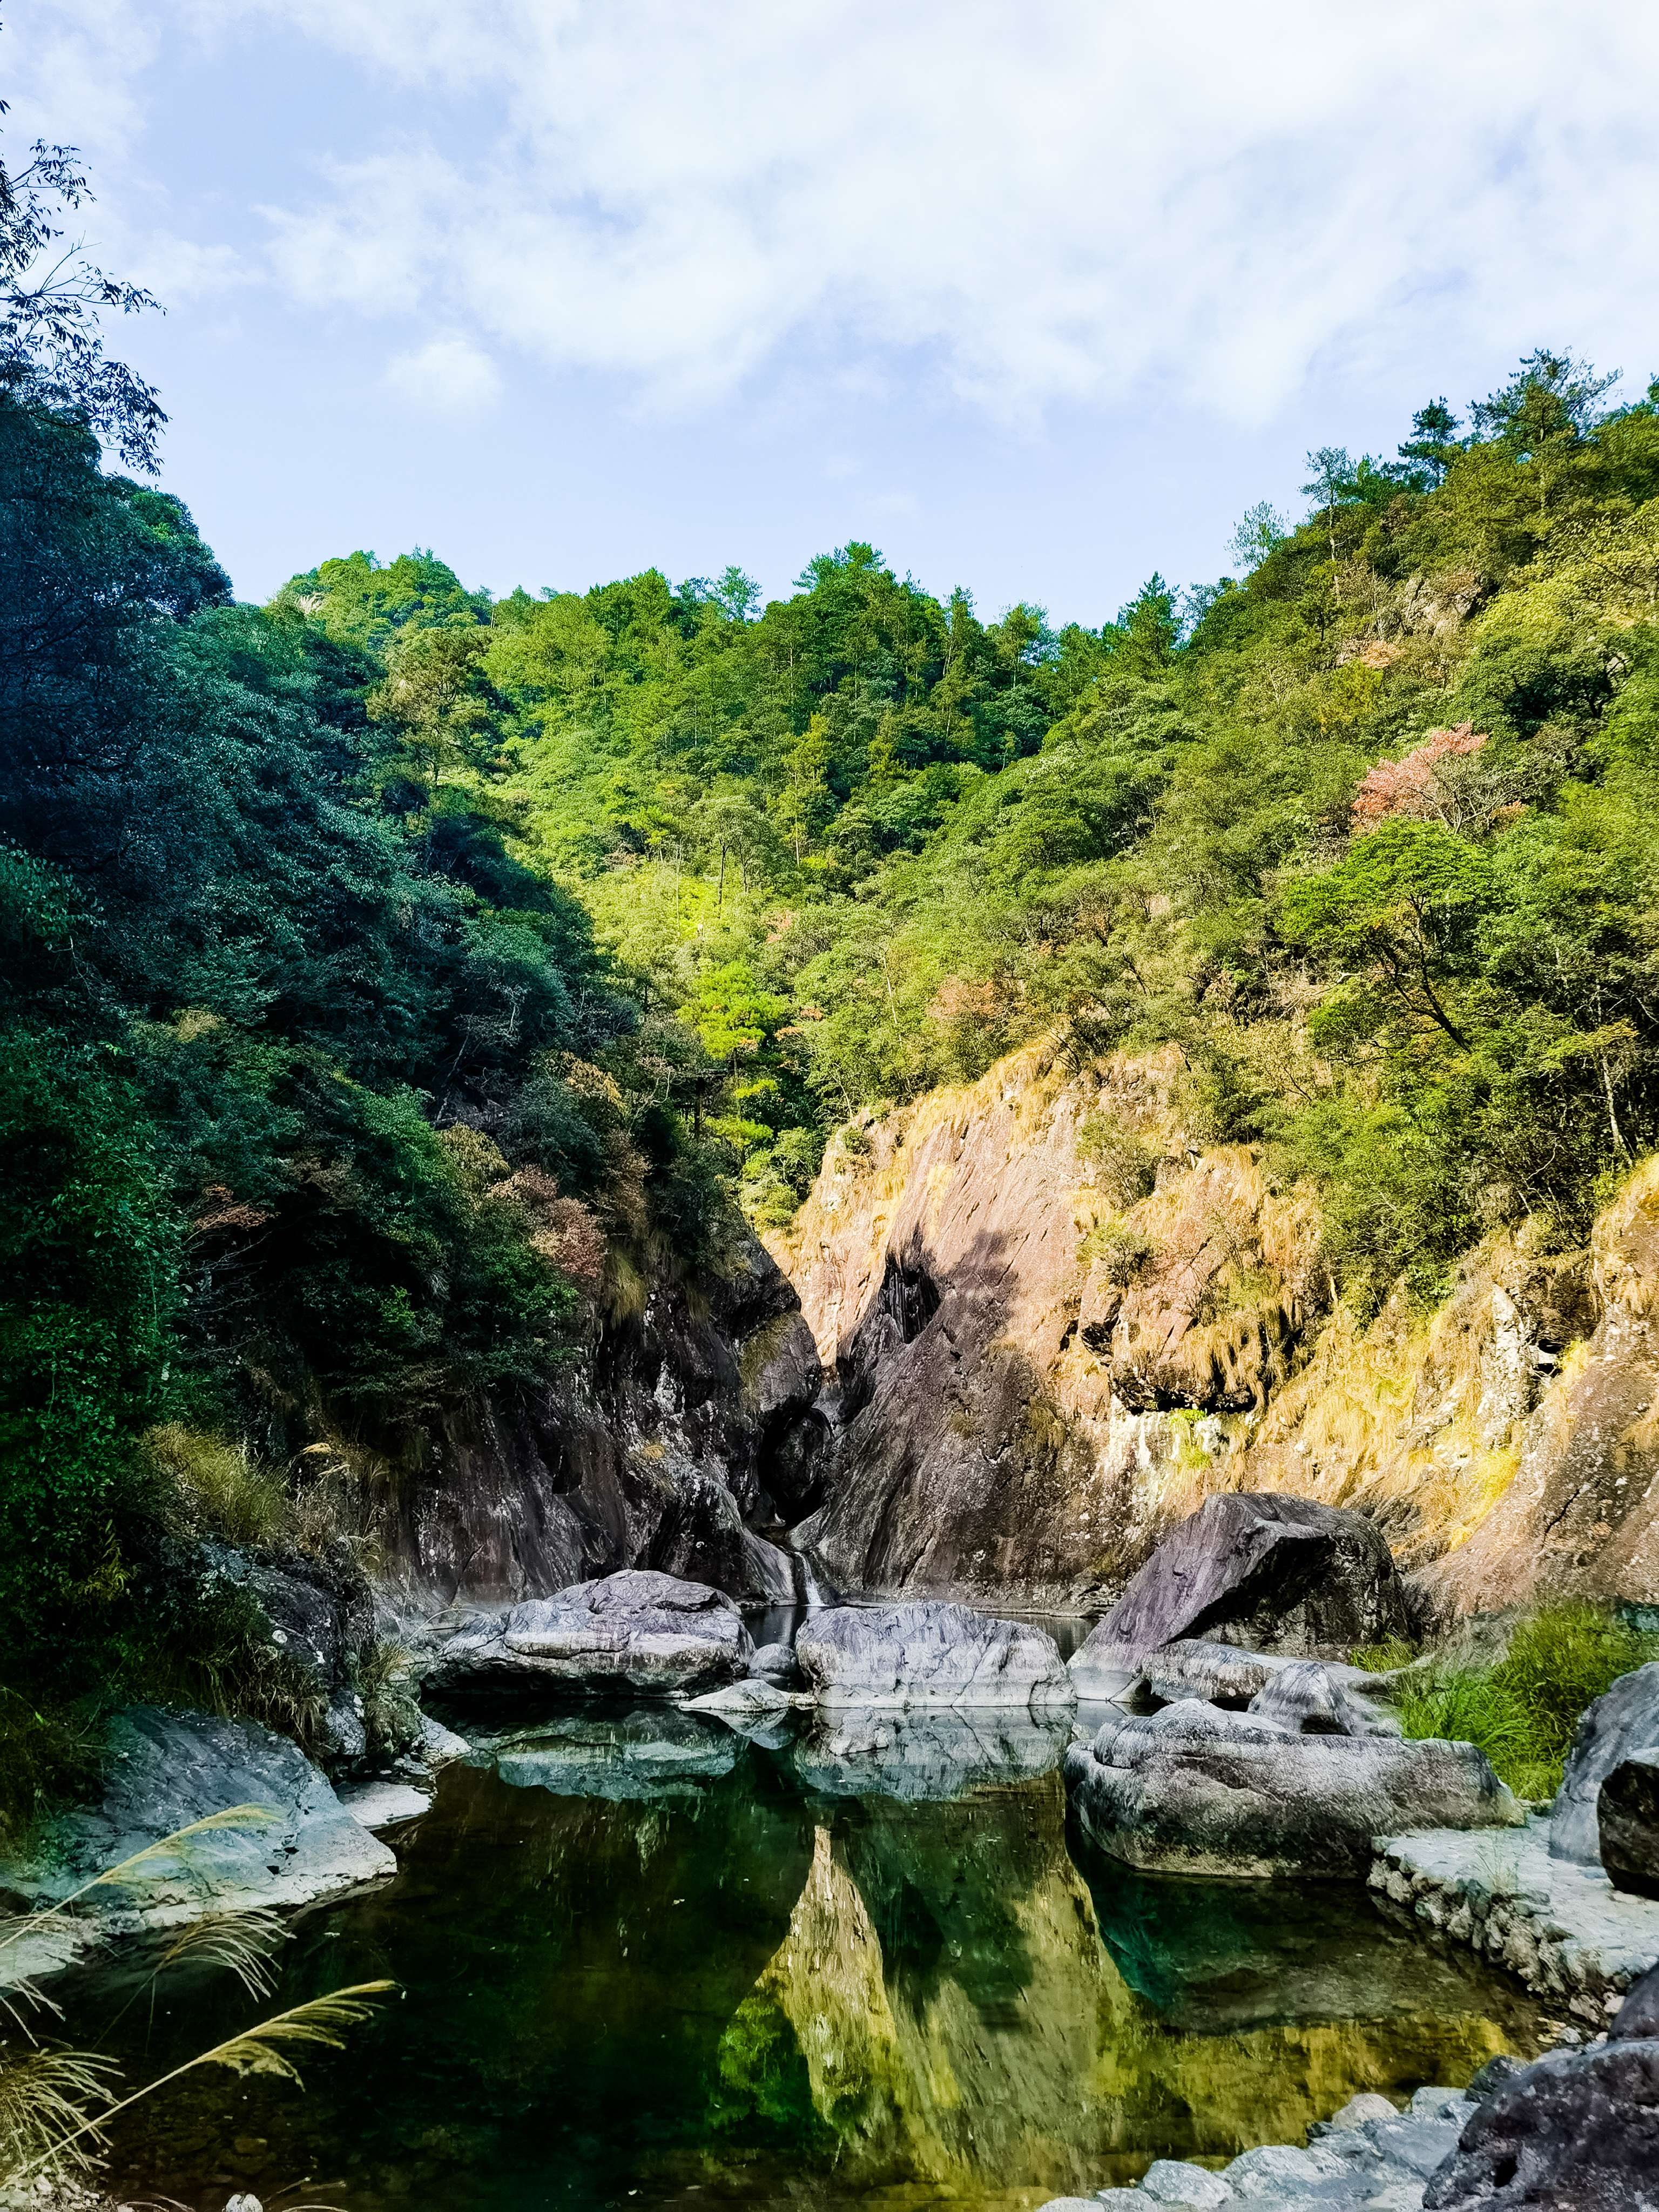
[773,1040,1659,1618]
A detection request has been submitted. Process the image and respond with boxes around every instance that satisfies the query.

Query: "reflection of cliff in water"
[706,1769,1535,2200]
[74,1714,1541,2212]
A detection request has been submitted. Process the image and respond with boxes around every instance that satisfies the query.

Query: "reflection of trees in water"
[72,1714,1539,2212]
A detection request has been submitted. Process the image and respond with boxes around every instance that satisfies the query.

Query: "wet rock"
[680,1676,806,1722]
[1551,1661,1659,1867]
[1068,1493,1410,1684]
[339,1779,431,1827]
[1065,1700,1521,1878]
[795,1600,1074,1710]
[1600,1750,1659,1899]
[0,1704,394,1985]
[1137,2158,1232,2205]
[426,1569,754,1701]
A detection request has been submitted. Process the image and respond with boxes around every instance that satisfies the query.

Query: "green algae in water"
[60,1707,1544,2212]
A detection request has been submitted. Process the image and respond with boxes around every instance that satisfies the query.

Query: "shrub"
[1398,1602,1659,1800]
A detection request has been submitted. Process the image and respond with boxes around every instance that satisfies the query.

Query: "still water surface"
[70,1699,1543,2212]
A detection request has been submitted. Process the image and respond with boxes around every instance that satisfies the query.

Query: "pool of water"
[64,1702,1544,2212]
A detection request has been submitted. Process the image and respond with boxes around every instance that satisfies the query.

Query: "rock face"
[426,1569,754,1701]
[366,1230,822,1609]
[1424,1962,1659,2209]
[770,1040,1659,1616]
[1064,1701,1522,1878]
[1601,1751,1659,1900]
[0,1705,394,1985]
[198,1538,379,1769]
[1068,1493,1410,1684]
[795,1601,1074,1711]
[1550,1661,1659,1867]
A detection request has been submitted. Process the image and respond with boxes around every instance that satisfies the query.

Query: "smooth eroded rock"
[787,1706,1072,1800]
[1552,1661,1659,1867]
[0,1704,394,1985]
[490,1709,737,1802]
[427,1568,754,1701]
[795,1600,1074,1710]
[1064,1699,1522,1878]
[1247,1657,1388,1737]
[1068,1492,1410,1687]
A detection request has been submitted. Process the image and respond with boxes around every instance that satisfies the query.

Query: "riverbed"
[53,1695,1547,2212]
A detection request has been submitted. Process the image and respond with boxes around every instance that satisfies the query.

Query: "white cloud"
[382,334,503,415]
[15,1,1659,426]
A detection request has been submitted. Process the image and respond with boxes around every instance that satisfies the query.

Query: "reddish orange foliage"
[1351,723,1487,827]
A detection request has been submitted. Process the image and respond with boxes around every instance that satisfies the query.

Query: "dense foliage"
[279,356,1659,1291]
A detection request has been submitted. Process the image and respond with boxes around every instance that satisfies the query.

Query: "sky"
[10,1,1659,624]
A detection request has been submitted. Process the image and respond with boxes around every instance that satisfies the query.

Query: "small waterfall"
[792,1547,833,1610]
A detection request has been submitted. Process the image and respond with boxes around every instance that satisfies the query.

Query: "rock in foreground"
[1068,1492,1410,1689]
[1424,1959,1659,2209]
[795,1600,1074,1710]
[0,1705,394,1985]
[426,1569,754,1700]
[1065,1700,1521,1878]
[1550,1660,1659,1868]
[1601,1751,1659,1900]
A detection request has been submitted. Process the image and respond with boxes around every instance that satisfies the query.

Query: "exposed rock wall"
[770,1041,1659,1615]
[345,1232,824,1608]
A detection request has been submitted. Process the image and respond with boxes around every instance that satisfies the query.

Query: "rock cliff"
[335,1231,825,1609]
[771,1041,1659,1617]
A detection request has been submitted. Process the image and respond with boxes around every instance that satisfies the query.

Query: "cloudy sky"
[10,2,1659,620]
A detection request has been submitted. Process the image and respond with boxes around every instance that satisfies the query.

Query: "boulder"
[1551,1661,1659,1867]
[680,1676,806,1722]
[1600,1749,1659,1900]
[0,1704,394,1986]
[1141,1637,1291,1707]
[1064,1699,1522,1878]
[750,1640,802,1688]
[1067,1492,1410,1687]
[794,1601,1074,1710]
[1247,1657,1390,1737]
[427,1569,754,1701]
[1424,1966,1659,2207]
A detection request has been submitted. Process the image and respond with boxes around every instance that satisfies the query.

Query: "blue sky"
[12,2,1659,623]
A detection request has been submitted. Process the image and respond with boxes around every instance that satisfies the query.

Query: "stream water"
[60,1685,1545,2212]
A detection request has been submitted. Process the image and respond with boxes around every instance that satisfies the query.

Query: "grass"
[1395,1602,1659,1802]
[0,1690,108,1853]
[141,1424,292,1549]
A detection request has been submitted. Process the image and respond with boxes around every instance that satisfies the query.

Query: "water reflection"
[71,1707,1542,2212]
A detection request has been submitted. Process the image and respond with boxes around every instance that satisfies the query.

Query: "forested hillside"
[290,354,1659,1302]
[6,83,1659,1793]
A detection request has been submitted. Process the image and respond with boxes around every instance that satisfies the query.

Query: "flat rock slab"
[1067,1701,1520,1878]
[0,1704,394,1988]
[428,1568,754,1700]
[1068,1492,1409,1691]
[1373,1818,1659,2016]
[795,1600,1075,1709]
[338,1780,432,1828]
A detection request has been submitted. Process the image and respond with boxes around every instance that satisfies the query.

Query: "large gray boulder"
[0,1705,394,1986]
[1552,1661,1659,1867]
[1064,1698,1522,1878]
[1601,1750,1659,1900]
[794,1601,1074,1710]
[427,1569,753,1700]
[1425,1960,1659,2209]
[199,1539,381,1769]
[1068,1492,1409,1690]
